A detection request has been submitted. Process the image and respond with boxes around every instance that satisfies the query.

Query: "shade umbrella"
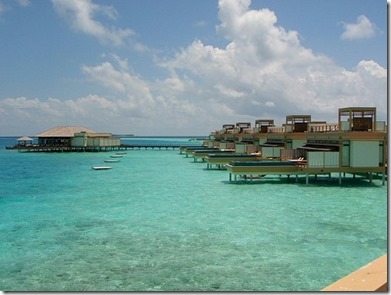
[17,136,33,146]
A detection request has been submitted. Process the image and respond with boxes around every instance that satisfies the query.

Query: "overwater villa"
[12,126,121,152]
[203,106,387,185]
[202,106,388,291]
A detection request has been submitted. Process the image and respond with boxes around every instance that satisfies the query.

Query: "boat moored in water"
[104,159,121,163]
[92,166,112,170]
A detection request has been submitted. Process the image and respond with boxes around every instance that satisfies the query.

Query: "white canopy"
[17,136,33,141]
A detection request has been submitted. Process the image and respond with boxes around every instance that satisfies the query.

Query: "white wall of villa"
[350,140,380,167]
[219,142,235,150]
[71,133,120,147]
[219,142,227,150]
[235,143,257,154]
[258,138,267,145]
[287,139,307,149]
[376,121,386,131]
[262,146,283,158]
[235,143,246,154]
[87,137,120,147]
[307,152,339,168]
[304,140,383,169]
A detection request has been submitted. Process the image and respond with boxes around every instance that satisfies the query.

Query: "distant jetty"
[6,126,203,152]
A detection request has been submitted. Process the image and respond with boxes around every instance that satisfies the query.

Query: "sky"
[0,0,388,136]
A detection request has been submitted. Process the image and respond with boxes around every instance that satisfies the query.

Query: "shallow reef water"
[0,137,387,291]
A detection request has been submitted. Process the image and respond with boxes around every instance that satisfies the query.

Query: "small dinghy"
[92,166,112,170]
[110,155,123,158]
[104,159,120,163]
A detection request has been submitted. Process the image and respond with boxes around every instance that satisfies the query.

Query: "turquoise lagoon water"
[0,137,387,291]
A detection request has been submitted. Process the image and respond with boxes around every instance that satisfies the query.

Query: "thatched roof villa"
[12,126,121,152]
[36,126,96,146]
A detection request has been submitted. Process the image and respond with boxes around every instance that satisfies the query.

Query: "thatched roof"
[36,126,96,138]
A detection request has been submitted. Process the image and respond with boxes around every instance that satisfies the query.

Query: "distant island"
[113,134,134,137]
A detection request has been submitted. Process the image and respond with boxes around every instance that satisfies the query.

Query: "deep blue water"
[0,137,387,291]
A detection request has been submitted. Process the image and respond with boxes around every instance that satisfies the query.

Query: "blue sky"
[0,0,387,136]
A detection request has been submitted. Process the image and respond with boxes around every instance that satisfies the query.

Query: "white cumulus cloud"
[0,0,386,136]
[158,0,386,125]
[52,0,133,46]
[16,0,31,7]
[340,15,377,40]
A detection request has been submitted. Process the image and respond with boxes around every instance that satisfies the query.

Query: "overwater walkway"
[11,143,203,152]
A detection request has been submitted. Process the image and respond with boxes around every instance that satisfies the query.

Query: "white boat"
[104,159,120,163]
[116,152,127,155]
[92,166,112,170]
[110,155,123,158]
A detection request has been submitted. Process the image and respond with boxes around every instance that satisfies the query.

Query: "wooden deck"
[322,254,387,291]
[205,154,260,169]
[225,162,386,185]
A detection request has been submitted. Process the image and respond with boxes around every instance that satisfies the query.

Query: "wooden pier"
[11,143,203,152]
[121,143,201,150]
[12,145,124,153]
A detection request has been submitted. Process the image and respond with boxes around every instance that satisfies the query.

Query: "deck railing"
[322,254,387,291]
